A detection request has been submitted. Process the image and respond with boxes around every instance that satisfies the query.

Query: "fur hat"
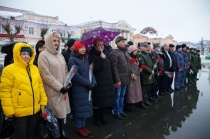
[182,44,187,48]
[176,45,182,50]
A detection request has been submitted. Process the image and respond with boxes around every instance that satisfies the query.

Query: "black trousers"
[11,113,38,139]
[158,75,166,94]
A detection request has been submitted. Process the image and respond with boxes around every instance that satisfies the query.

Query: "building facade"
[133,34,177,47]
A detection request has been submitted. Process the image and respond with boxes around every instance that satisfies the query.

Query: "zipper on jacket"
[26,65,35,115]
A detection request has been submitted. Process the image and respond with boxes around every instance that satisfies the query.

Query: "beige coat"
[38,33,70,119]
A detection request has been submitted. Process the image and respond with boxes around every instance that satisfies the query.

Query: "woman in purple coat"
[125,45,143,112]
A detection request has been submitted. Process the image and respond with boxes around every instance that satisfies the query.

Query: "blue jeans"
[75,118,86,128]
[113,85,127,115]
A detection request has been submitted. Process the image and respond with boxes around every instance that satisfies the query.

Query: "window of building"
[70,31,74,37]
[0,25,6,33]
[60,30,65,37]
[29,27,34,34]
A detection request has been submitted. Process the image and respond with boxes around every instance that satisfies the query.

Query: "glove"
[89,82,96,90]
[60,87,68,94]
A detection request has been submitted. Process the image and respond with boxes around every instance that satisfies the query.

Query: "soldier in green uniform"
[193,48,199,81]
[139,42,154,108]
[186,47,191,84]
[189,48,195,83]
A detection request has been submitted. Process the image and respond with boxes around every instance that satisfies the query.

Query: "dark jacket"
[62,49,71,65]
[4,54,13,67]
[109,47,130,85]
[104,44,112,57]
[154,51,165,76]
[68,52,96,118]
[139,51,154,85]
[89,48,115,107]
[161,48,175,72]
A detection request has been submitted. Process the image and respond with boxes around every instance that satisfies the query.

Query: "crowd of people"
[0,32,202,138]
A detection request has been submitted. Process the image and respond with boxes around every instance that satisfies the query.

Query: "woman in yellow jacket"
[0,43,47,139]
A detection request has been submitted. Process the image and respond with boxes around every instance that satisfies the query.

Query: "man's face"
[170,47,175,52]
[140,46,148,52]
[163,44,169,51]
[117,40,126,48]
[183,47,186,51]
[187,49,190,53]
[178,48,182,52]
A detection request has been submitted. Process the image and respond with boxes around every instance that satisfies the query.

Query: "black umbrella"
[1,41,17,55]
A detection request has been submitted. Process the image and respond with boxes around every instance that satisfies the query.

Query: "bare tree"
[40,23,49,40]
[40,27,48,40]
[0,18,23,42]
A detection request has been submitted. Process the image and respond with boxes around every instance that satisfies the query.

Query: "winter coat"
[68,51,96,119]
[0,64,3,80]
[109,47,130,85]
[139,51,154,85]
[156,52,165,76]
[0,43,47,117]
[169,50,178,72]
[61,49,71,65]
[4,54,13,67]
[182,51,189,69]
[88,47,115,108]
[126,59,142,103]
[38,33,70,119]
[161,48,175,72]
[174,51,185,72]
[197,54,201,70]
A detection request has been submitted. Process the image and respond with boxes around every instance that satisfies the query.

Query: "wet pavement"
[64,63,210,139]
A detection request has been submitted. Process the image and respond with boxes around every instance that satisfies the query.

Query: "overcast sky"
[1,0,210,42]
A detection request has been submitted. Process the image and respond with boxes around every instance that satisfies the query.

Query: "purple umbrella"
[81,27,120,50]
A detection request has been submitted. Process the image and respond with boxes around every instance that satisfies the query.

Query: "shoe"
[94,121,103,127]
[154,95,160,99]
[82,126,91,134]
[76,128,88,137]
[148,97,155,101]
[114,114,124,120]
[139,103,147,109]
[145,101,152,106]
[120,112,129,117]
[196,78,199,80]
[169,88,174,92]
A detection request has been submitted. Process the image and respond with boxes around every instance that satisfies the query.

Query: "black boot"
[93,109,103,127]
[99,108,108,125]
[139,102,147,109]
[57,118,68,139]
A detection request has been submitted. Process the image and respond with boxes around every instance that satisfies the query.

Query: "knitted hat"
[74,41,85,51]
[176,45,182,50]
[127,45,137,53]
[67,39,76,48]
[20,47,32,56]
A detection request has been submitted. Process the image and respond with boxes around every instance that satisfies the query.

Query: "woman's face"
[133,50,137,55]
[52,36,60,51]
[78,46,86,55]
[20,52,31,63]
[94,41,104,51]
[38,46,45,53]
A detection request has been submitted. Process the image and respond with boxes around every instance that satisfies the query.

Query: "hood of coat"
[44,32,60,55]
[13,42,35,67]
